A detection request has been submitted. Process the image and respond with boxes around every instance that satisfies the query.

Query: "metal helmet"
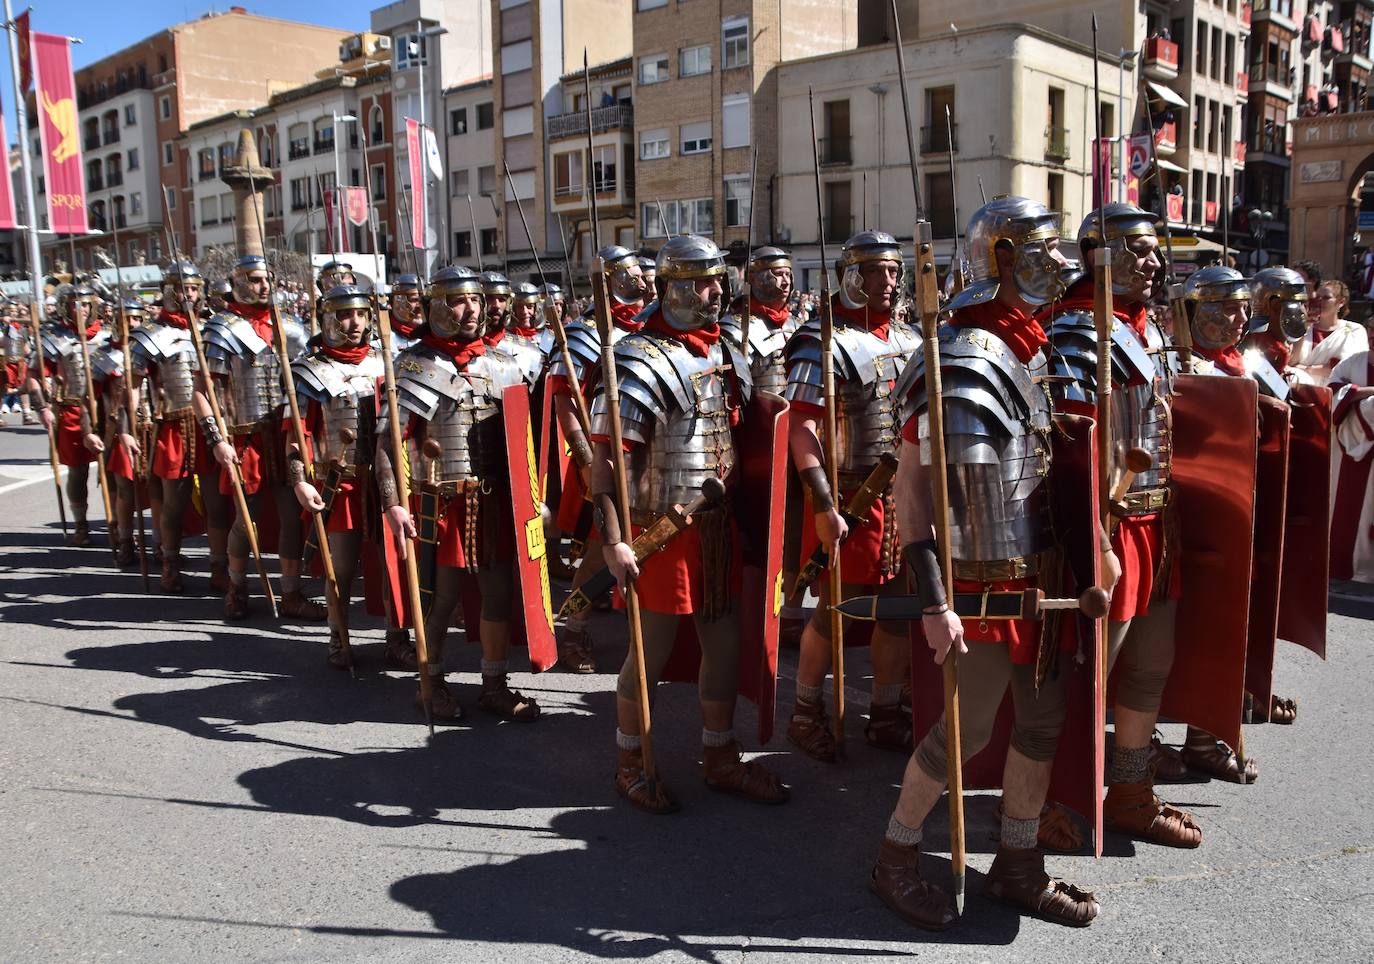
[1183,264,1252,350]
[56,283,101,320]
[392,273,422,293]
[539,282,565,329]
[211,280,233,298]
[749,245,794,303]
[596,245,646,305]
[1077,202,1161,298]
[511,281,540,305]
[637,255,656,284]
[655,234,727,331]
[316,259,355,293]
[319,284,373,347]
[1250,266,1309,343]
[834,230,903,310]
[479,271,512,297]
[427,265,483,338]
[948,196,1064,312]
[161,260,204,307]
[540,282,565,304]
[121,297,149,324]
[480,271,512,332]
[232,254,269,277]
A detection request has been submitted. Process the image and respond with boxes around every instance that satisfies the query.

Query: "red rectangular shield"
[502,385,557,671]
[1160,374,1258,749]
[1277,384,1332,659]
[1244,396,1291,718]
[32,32,88,234]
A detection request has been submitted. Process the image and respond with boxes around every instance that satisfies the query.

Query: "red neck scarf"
[158,310,190,330]
[320,342,372,365]
[950,298,1047,365]
[1312,326,1332,345]
[1052,275,1148,336]
[1196,344,1247,376]
[483,328,506,347]
[228,301,274,342]
[421,332,487,368]
[69,319,103,340]
[1252,331,1291,371]
[391,313,421,338]
[511,324,540,338]
[830,295,890,342]
[643,307,720,358]
[611,300,644,332]
[750,297,792,328]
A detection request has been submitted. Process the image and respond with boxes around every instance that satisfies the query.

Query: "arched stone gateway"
[1289,113,1374,278]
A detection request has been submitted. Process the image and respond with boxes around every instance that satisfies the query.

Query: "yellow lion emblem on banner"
[41,90,78,164]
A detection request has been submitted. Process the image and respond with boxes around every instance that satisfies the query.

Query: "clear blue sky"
[2,2,376,136]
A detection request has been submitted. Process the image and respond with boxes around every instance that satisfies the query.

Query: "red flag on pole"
[32,31,88,234]
[344,186,368,227]
[0,113,17,230]
[405,117,425,251]
[322,188,351,253]
[16,12,32,92]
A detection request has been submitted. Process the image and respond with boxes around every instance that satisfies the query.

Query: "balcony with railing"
[1237,69,1250,95]
[87,174,104,192]
[102,127,120,146]
[106,171,123,188]
[920,123,957,155]
[550,167,635,215]
[546,103,634,141]
[1144,37,1180,79]
[1248,127,1290,163]
[818,137,851,166]
[1241,1,1252,29]
[288,139,310,161]
[1252,0,1297,34]
[1249,62,1295,100]
[84,134,100,151]
[1045,126,1071,161]
[313,134,335,155]
[1154,120,1178,155]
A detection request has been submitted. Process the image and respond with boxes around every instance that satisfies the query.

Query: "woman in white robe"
[1291,280,1369,386]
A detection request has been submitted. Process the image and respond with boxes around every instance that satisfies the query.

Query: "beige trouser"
[616,608,741,705]
[1106,598,1178,715]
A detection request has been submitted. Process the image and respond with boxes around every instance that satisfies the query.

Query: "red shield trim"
[501,384,557,670]
[1160,374,1257,749]
[1244,396,1291,718]
[1277,384,1331,659]
[536,381,569,506]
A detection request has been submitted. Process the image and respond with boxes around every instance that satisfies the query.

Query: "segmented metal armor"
[202,310,308,429]
[783,316,921,484]
[41,325,109,403]
[2,322,30,362]
[548,317,631,386]
[590,329,751,513]
[896,325,1054,565]
[1047,309,1173,495]
[128,321,200,416]
[292,349,387,471]
[721,308,800,396]
[386,343,523,483]
[502,329,548,386]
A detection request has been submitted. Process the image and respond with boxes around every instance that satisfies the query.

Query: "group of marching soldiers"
[17,189,1334,933]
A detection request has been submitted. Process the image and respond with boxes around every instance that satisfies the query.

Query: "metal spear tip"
[1079,586,1111,620]
[1124,446,1153,474]
[701,476,727,503]
[953,875,965,916]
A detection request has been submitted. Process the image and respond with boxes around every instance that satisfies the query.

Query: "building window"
[723,18,750,69]
[503,106,534,137]
[480,227,499,256]
[680,44,711,77]
[478,165,497,195]
[130,192,143,216]
[554,151,583,198]
[927,172,954,238]
[681,121,712,154]
[722,95,750,149]
[217,142,234,173]
[124,104,136,126]
[639,53,670,85]
[451,107,468,135]
[126,148,139,171]
[451,168,470,195]
[290,178,309,212]
[313,117,335,155]
[724,175,750,227]
[476,102,494,130]
[371,164,387,200]
[198,149,216,181]
[592,144,617,191]
[454,230,472,257]
[643,198,713,238]
[640,128,670,160]
[637,0,667,9]
[201,196,219,226]
[924,87,955,152]
[166,190,175,210]
[501,40,533,74]
[159,95,171,120]
[370,105,385,144]
[396,33,428,70]
[289,123,309,160]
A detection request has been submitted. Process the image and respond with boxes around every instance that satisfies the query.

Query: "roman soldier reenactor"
[479,271,512,346]
[782,231,921,760]
[502,282,549,387]
[547,245,648,673]
[874,197,1106,929]
[1046,204,1200,847]
[387,273,424,354]
[375,266,540,722]
[2,300,36,426]
[594,234,788,813]
[130,261,214,592]
[316,260,356,294]
[203,254,322,621]
[34,284,109,546]
[207,280,233,316]
[1244,267,1315,389]
[289,284,389,668]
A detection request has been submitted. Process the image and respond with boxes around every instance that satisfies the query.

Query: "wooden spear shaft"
[29,300,69,535]
[72,289,118,558]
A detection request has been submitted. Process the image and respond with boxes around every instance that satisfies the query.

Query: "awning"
[1146,81,1188,109]
[1155,157,1187,174]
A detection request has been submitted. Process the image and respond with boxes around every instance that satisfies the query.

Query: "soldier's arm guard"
[374,438,401,510]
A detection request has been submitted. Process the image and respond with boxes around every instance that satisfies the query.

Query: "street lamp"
[332,113,358,253]
[1248,207,1274,269]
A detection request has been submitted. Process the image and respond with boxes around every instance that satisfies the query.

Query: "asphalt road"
[1,422,1371,963]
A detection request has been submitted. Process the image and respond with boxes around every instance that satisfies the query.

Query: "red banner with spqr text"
[0,113,17,230]
[405,117,425,251]
[32,32,88,234]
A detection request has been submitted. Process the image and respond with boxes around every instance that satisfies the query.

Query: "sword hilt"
[1035,587,1111,619]
[1109,446,1153,505]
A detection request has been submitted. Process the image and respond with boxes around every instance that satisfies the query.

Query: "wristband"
[902,538,947,611]
[201,415,224,447]
[799,465,834,512]
[569,431,593,469]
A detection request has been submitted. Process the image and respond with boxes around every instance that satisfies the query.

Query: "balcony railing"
[1249,128,1288,157]
[83,134,100,151]
[198,167,217,182]
[87,175,103,191]
[288,142,310,161]
[102,129,120,145]
[818,136,852,165]
[553,182,585,198]
[1144,37,1180,73]
[106,171,123,187]
[1045,126,1071,161]
[920,122,957,154]
[313,136,335,155]
[546,104,634,140]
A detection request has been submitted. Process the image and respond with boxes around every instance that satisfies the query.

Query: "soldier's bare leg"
[476,563,538,721]
[614,609,687,814]
[323,529,361,668]
[114,475,136,566]
[159,477,193,592]
[199,469,232,591]
[224,489,262,619]
[420,564,464,720]
[275,482,325,621]
[66,462,91,545]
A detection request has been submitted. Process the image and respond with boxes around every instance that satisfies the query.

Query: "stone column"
[220,128,275,259]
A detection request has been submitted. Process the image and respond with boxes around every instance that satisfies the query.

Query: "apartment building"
[443,78,500,268]
[631,0,857,261]
[28,7,350,273]
[774,23,1121,288]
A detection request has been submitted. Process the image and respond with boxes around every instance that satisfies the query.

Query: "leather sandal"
[1149,732,1189,783]
[1181,731,1259,784]
[615,747,679,814]
[1104,780,1202,848]
[116,539,137,568]
[209,562,232,594]
[416,676,463,722]
[68,521,93,547]
[865,703,914,754]
[160,559,185,595]
[326,629,352,671]
[996,801,1084,853]
[702,741,789,804]
[1269,695,1298,725]
[477,674,540,722]
[280,590,328,621]
[984,846,1099,927]
[223,583,249,621]
[868,839,957,931]
[786,696,837,762]
[384,629,418,671]
[556,623,596,674]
